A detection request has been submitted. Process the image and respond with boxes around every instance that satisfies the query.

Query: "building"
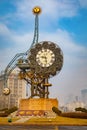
[65,101,85,112]
[81,89,87,104]
[60,101,85,112]
[0,69,26,109]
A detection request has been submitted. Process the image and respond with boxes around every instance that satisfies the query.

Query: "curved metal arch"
[3,14,39,88]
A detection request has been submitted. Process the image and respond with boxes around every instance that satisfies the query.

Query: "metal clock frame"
[28,41,63,77]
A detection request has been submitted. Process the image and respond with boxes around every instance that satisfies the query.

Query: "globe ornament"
[32,6,41,15]
[28,41,63,77]
[3,88,10,95]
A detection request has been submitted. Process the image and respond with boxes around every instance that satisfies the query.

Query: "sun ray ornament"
[32,6,41,15]
[3,88,10,95]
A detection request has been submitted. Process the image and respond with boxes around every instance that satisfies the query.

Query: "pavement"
[0,126,87,130]
[12,117,30,124]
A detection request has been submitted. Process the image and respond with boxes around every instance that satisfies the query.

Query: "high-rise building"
[81,89,87,104]
[0,69,26,109]
[65,101,85,112]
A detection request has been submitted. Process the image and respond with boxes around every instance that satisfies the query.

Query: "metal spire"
[26,6,41,54]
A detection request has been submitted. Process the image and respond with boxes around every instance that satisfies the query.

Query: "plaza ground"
[0,116,87,126]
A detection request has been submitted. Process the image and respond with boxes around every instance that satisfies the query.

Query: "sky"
[0,0,87,105]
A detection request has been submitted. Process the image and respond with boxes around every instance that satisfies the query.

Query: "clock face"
[36,49,55,67]
[28,41,63,76]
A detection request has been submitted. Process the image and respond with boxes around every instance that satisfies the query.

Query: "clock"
[36,49,55,67]
[28,41,63,76]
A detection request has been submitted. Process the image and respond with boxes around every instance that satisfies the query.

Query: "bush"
[0,106,18,117]
[52,106,62,115]
[61,112,87,119]
[0,108,8,111]
[8,118,12,123]
[0,113,8,117]
[75,107,87,113]
[5,106,18,115]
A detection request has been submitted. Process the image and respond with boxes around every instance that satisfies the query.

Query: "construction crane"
[2,7,41,95]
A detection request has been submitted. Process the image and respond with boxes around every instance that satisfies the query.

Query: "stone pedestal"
[17,98,58,116]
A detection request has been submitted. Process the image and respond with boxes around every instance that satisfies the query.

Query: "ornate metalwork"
[28,41,63,77]
[2,7,63,99]
[18,70,51,98]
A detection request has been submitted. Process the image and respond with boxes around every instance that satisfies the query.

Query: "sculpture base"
[17,98,58,116]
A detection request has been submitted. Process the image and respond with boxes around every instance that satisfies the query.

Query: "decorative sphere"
[32,6,41,14]
[3,88,10,95]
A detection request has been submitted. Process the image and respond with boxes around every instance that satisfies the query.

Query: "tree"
[75,107,87,113]
[52,106,62,115]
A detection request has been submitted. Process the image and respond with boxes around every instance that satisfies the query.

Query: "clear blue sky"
[0,0,87,104]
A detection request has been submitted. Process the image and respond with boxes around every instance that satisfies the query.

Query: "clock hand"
[41,56,45,58]
[45,58,47,64]
[44,56,47,64]
[40,56,47,64]
[41,56,47,59]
